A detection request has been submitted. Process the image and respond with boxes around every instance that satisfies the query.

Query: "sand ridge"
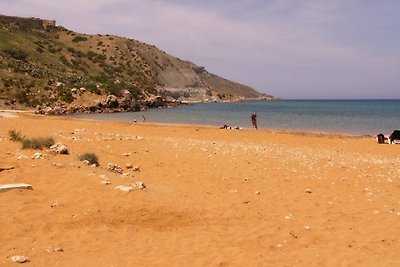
[0,113,399,266]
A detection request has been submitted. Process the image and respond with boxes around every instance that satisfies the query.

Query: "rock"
[125,163,133,169]
[52,162,64,168]
[11,255,30,263]
[0,183,33,193]
[82,160,90,165]
[101,179,111,185]
[255,191,261,195]
[17,154,28,160]
[122,153,131,157]
[0,166,15,172]
[133,181,146,189]
[122,173,131,177]
[305,188,312,193]
[132,165,140,172]
[107,163,123,174]
[91,164,97,168]
[32,152,42,159]
[49,143,69,154]
[115,185,133,192]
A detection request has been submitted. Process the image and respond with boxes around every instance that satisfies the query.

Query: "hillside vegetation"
[0,15,274,113]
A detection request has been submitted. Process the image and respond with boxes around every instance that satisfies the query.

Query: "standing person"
[142,115,146,123]
[251,112,258,129]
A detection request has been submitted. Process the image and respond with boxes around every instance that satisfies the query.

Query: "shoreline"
[1,109,375,138]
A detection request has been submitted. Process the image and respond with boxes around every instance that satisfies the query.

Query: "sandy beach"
[1,112,399,266]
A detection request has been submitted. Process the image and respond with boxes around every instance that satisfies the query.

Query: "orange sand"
[0,112,399,266]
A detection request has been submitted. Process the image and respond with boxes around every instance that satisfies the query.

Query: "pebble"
[11,255,30,263]
[134,181,146,189]
[101,179,111,185]
[132,165,140,172]
[17,154,28,160]
[125,163,133,169]
[32,152,42,159]
[115,185,134,192]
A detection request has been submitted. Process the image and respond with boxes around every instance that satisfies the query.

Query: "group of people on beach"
[135,112,260,130]
[132,115,146,123]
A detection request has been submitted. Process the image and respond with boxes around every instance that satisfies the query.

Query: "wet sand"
[1,112,399,266]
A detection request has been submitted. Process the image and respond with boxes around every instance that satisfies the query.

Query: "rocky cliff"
[0,14,275,114]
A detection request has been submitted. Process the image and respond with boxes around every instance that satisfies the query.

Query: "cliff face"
[0,14,275,113]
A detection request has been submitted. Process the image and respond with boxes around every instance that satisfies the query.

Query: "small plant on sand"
[79,153,99,166]
[21,137,55,150]
[8,129,25,141]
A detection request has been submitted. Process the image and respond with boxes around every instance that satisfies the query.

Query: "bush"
[72,36,88,43]
[79,153,99,166]
[21,137,55,150]
[3,48,28,61]
[8,129,24,141]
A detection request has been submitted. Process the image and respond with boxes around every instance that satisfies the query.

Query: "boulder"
[49,143,69,154]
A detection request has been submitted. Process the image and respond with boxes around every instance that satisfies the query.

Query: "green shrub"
[79,153,99,166]
[72,36,88,42]
[21,137,55,150]
[3,48,28,61]
[8,129,24,141]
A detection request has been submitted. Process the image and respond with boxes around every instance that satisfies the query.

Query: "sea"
[69,99,400,136]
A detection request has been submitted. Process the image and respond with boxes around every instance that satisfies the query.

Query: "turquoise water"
[69,100,400,135]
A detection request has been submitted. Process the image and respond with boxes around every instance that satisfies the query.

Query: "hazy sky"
[1,0,400,99]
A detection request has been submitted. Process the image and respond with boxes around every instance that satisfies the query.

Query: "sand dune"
[1,113,399,266]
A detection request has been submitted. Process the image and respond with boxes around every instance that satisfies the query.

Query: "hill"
[0,14,275,113]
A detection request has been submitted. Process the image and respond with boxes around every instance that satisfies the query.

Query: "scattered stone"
[305,188,312,193]
[304,225,311,230]
[82,160,90,165]
[255,191,261,195]
[121,173,131,177]
[107,163,123,174]
[49,143,69,154]
[17,154,28,160]
[32,152,42,159]
[285,214,293,220]
[132,165,140,172]
[125,163,133,169]
[91,164,97,168]
[50,201,62,208]
[115,185,134,192]
[122,153,131,157]
[53,247,64,252]
[290,232,298,238]
[0,183,33,193]
[52,162,64,168]
[11,255,30,263]
[133,181,146,189]
[101,179,111,185]
[229,189,238,193]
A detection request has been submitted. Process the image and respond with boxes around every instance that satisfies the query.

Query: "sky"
[1,0,400,99]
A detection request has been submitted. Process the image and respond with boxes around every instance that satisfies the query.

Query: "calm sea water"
[69,100,400,135]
